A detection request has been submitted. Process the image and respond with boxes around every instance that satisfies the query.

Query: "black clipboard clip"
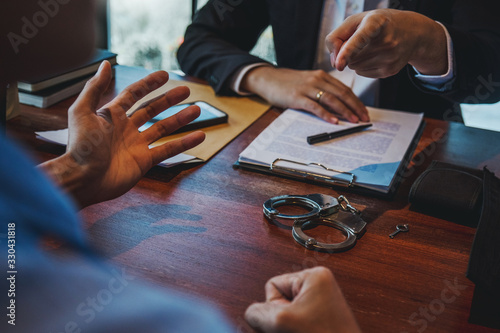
[269,158,356,188]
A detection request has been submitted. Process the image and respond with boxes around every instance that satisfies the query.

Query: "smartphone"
[139,101,228,134]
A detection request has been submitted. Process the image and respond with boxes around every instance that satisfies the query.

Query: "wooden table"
[8,66,500,333]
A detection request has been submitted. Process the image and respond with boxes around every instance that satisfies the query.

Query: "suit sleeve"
[177,0,272,95]
[410,0,500,104]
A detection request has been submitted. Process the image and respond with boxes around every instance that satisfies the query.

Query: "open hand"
[40,61,205,208]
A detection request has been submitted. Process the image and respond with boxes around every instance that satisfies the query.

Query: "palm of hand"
[56,61,205,208]
[67,107,147,204]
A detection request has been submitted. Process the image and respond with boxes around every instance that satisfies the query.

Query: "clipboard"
[234,108,425,199]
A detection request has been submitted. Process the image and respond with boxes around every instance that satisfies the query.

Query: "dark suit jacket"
[178,0,500,120]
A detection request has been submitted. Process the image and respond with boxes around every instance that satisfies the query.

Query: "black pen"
[307,123,372,145]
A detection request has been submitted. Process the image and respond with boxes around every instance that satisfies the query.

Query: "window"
[108,0,275,72]
[109,0,201,71]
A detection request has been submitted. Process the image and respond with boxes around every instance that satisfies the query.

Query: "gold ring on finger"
[316,90,325,103]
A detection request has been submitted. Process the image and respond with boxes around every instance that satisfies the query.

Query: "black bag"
[409,161,500,329]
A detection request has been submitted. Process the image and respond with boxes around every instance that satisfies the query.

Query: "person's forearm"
[177,0,271,95]
[240,66,277,98]
[38,153,93,209]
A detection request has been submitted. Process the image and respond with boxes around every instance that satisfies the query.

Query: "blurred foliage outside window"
[109,0,276,72]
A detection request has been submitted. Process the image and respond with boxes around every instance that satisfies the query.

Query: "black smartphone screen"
[139,101,228,134]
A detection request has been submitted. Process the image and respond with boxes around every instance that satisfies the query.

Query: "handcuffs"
[263,194,367,252]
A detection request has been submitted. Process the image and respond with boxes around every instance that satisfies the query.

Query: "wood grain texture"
[8,66,500,333]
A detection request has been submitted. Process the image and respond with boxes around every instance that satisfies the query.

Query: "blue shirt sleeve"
[0,137,234,333]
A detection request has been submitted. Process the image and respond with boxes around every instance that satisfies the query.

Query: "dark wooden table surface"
[8,66,500,333]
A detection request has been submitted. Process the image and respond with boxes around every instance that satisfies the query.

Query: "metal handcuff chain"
[263,194,367,253]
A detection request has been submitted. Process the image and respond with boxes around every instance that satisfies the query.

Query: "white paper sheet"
[238,107,423,193]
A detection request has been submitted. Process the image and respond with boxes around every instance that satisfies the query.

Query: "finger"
[266,273,305,301]
[107,70,170,113]
[130,86,191,127]
[319,92,361,123]
[347,54,380,70]
[71,61,113,114]
[326,14,364,69]
[346,43,394,68]
[348,61,393,79]
[297,96,339,124]
[336,15,387,71]
[320,77,370,122]
[353,67,395,79]
[264,280,293,303]
[327,39,345,70]
[245,302,288,333]
[127,94,164,117]
[348,54,403,79]
[142,105,201,143]
[268,268,335,300]
[150,131,205,165]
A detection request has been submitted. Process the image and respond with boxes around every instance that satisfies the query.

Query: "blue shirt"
[0,137,233,332]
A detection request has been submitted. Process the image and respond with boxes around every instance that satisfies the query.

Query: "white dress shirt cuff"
[230,63,274,96]
[413,21,455,91]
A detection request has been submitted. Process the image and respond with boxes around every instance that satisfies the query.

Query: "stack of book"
[18,49,117,108]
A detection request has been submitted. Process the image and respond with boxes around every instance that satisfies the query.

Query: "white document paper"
[238,107,423,193]
[35,129,199,168]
